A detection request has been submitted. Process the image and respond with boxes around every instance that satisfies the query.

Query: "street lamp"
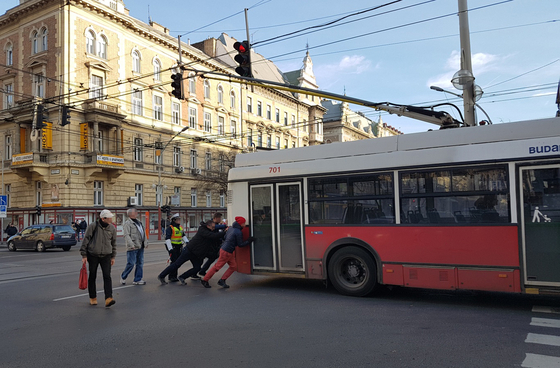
[430,85,493,125]
[157,125,189,240]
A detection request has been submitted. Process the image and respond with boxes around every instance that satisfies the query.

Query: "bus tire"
[328,246,377,297]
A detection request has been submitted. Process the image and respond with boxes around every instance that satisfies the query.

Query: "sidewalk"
[0,237,166,248]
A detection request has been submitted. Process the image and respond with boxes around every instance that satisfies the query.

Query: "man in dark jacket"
[5,223,18,238]
[196,212,227,279]
[79,219,87,240]
[80,210,117,307]
[201,216,255,289]
[157,220,225,285]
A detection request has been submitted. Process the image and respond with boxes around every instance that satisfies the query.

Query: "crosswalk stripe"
[531,317,560,329]
[526,333,560,347]
[522,353,560,368]
[532,306,560,314]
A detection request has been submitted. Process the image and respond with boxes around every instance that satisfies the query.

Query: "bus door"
[250,183,304,272]
[520,165,560,286]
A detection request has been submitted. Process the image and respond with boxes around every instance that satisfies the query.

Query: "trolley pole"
[458,0,476,126]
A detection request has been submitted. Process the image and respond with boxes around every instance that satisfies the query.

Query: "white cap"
[100,209,114,219]
[171,213,180,220]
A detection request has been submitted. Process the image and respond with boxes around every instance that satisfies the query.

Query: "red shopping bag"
[79,263,88,290]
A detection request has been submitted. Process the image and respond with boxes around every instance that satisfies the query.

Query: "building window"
[153,59,161,81]
[284,112,288,126]
[266,105,271,120]
[153,95,163,121]
[97,131,104,152]
[206,191,212,207]
[257,132,262,147]
[135,184,143,206]
[132,50,141,73]
[172,102,180,125]
[97,35,107,59]
[190,149,197,168]
[93,181,103,206]
[86,30,95,54]
[204,112,211,132]
[219,154,225,172]
[248,128,253,147]
[36,181,42,206]
[5,135,12,160]
[276,136,280,149]
[90,75,104,99]
[317,120,323,134]
[173,187,181,207]
[205,152,212,171]
[4,83,13,109]
[132,89,143,115]
[34,73,44,97]
[6,43,13,66]
[220,190,225,207]
[5,184,10,207]
[230,91,236,109]
[173,146,181,167]
[217,116,224,135]
[191,188,197,207]
[217,85,224,104]
[303,119,307,133]
[275,108,280,123]
[292,141,296,148]
[257,101,262,117]
[32,31,38,54]
[284,139,288,149]
[188,72,196,94]
[133,138,143,161]
[40,27,48,51]
[247,96,252,113]
[204,80,210,99]
[154,144,162,165]
[110,1,117,10]
[267,135,271,148]
[292,115,296,128]
[230,120,237,138]
[189,107,197,129]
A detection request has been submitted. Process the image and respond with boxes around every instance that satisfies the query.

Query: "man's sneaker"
[201,280,211,288]
[132,280,146,285]
[190,274,201,280]
[105,297,116,308]
[198,270,207,276]
[157,276,168,285]
[120,278,126,285]
[169,278,179,283]
[90,298,97,306]
[178,277,187,285]
[217,279,230,289]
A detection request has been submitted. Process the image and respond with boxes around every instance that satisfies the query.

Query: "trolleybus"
[228,117,560,296]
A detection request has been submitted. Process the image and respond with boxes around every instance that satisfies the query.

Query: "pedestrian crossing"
[521,306,560,368]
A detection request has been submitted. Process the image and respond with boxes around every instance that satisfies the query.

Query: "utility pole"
[458,0,476,126]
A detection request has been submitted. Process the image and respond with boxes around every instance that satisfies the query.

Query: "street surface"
[1,243,560,368]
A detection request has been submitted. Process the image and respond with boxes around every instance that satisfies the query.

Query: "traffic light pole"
[244,8,253,79]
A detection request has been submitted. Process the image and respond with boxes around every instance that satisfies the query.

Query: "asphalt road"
[1,244,560,368]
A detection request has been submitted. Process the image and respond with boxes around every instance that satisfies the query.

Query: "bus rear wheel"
[328,246,377,297]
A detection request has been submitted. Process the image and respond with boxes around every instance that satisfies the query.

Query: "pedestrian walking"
[157,220,225,285]
[164,214,186,282]
[79,210,117,307]
[201,216,255,289]
[197,212,227,279]
[120,208,148,285]
[5,223,18,238]
[79,219,87,240]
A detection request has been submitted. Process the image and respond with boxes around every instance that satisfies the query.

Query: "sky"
[9,0,560,133]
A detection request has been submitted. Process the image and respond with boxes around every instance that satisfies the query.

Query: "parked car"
[7,224,77,252]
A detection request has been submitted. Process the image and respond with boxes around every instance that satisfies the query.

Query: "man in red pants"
[201,216,255,289]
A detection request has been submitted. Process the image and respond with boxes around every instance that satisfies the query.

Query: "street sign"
[0,195,7,218]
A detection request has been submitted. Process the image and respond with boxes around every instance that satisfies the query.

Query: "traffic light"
[233,41,252,77]
[35,205,42,216]
[161,205,171,217]
[171,73,183,100]
[36,104,47,130]
[61,106,71,126]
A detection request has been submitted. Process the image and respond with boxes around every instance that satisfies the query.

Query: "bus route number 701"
[269,166,281,174]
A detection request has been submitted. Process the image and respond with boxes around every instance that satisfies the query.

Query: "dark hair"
[205,220,214,227]
[213,212,223,219]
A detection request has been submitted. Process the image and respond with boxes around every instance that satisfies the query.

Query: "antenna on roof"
[148,5,152,24]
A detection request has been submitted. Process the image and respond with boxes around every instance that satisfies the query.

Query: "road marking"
[525,333,560,347]
[522,353,560,368]
[532,306,560,314]
[531,317,560,329]
[53,285,135,302]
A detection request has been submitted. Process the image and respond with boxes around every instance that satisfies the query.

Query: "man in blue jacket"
[201,216,255,289]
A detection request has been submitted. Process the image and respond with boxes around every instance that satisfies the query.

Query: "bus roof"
[230,117,560,181]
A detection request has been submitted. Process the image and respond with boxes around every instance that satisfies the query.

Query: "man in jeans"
[80,209,117,307]
[120,208,148,285]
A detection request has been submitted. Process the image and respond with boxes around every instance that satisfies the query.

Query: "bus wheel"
[328,246,377,297]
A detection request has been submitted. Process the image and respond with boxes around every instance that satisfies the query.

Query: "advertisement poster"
[115,214,124,236]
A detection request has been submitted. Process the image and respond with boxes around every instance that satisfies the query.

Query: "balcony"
[10,152,50,179]
[84,153,125,183]
[309,131,324,144]
[82,100,126,125]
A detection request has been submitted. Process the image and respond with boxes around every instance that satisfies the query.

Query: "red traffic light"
[234,41,249,53]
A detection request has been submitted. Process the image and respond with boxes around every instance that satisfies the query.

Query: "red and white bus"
[228,117,560,296]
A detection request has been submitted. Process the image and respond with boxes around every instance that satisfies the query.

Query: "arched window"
[153,59,161,81]
[86,30,95,54]
[217,85,224,104]
[6,43,13,66]
[97,35,107,59]
[31,31,38,54]
[230,90,236,109]
[188,72,196,94]
[40,27,48,51]
[204,80,210,99]
[132,50,141,73]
